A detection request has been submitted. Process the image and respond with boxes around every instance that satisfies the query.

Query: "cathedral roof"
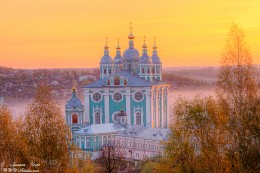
[100,55,113,64]
[123,48,140,61]
[66,88,83,108]
[151,40,162,64]
[139,53,152,64]
[100,38,113,65]
[117,126,170,141]
[122,25,140,61]
[151,54,161,64]
[114,39,123,64]
[74,123,128,135]
[114,54,123,64]
[82,70,165,88]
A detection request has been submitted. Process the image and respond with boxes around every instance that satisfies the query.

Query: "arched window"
[109,69,111,74]
[147,68,150,74]
[107,79,110,85]
[104,69,107,74]
[136,112,142,125]
[128,64,131,70]
[87,138,90,148]
[152,68,155,74]
[142,68,145,74]
[72,114,78,124]
[114,76,120,85]
[95,112,101,124]
[124,79,127,85]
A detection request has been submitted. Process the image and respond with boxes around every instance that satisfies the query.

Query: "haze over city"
[1,0,260,69]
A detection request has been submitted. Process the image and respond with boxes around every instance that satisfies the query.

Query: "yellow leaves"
[164,95,231,172]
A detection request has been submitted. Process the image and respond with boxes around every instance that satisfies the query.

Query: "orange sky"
[0,0,260,69]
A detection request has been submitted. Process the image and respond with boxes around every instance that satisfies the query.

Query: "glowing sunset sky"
[0,0,260,69]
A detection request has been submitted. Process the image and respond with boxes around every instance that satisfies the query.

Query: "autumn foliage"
[149,23,260,173]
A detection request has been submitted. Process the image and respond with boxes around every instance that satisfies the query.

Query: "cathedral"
[65,27,170,136]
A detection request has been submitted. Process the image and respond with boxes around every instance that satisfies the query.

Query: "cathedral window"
[104,69,107,74]
[128,64,131,70]
[107,80,110,85]
[114,76,120,85]
[124,79,127,85]
[142,68,144,74]
[87,139,90,148]
[136,112,142,125]
[147,68,150,74]
[95,112,101,124]
[72,114,78,124]
[109,69,111,74]
[156,68,160,74]
[152,68,155,74]
[133,91,144,102]
[92,92,102,102]
[113,92,123,102]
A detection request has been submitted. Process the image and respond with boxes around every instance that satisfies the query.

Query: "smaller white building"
[74,122,130,160]
[114,126,170,160]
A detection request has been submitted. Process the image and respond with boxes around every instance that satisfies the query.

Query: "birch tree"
[217,23,260,172]
[163,96,230,172]
[23,84,69,172]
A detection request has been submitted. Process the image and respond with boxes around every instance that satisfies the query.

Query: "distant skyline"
[1,0,260,69]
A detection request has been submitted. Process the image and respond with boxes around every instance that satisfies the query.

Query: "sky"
[0,0,260,69]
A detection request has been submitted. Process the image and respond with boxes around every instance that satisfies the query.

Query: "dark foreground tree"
[23,84,69,172]
[217,23,260,171]
[97,143,127,173]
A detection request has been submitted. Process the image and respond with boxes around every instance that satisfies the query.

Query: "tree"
[0,106,30,169]
[0,106,17,165]
[23,84,69,172]
[163,96,230,173]
[66,146,98,173]
[217,23,260,171]
[97,143,127,173]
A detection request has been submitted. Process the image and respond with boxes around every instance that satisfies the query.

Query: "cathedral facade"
[82,29,169,129]
[66,28,170,132]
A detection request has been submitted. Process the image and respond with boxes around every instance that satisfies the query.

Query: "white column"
[145,88,151,127]
[104,89,110,123]
[126,88,131,124]
[161,87,164,128]
[80,138,82,149]
[85,137,87,149]
[156,89,159,128]
[84,89,90,124]
[166,87,170,127]
[151,88,154,128]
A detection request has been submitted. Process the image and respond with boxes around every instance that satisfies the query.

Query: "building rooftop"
[117,126,170,141]
[82,70,167,88]
[65,87,83,108]
[75,123,131,135]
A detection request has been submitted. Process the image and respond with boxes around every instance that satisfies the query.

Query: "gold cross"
[104,36,108,46]
[129,21,133,33]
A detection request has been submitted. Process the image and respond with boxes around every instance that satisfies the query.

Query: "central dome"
[123,48,140,61]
